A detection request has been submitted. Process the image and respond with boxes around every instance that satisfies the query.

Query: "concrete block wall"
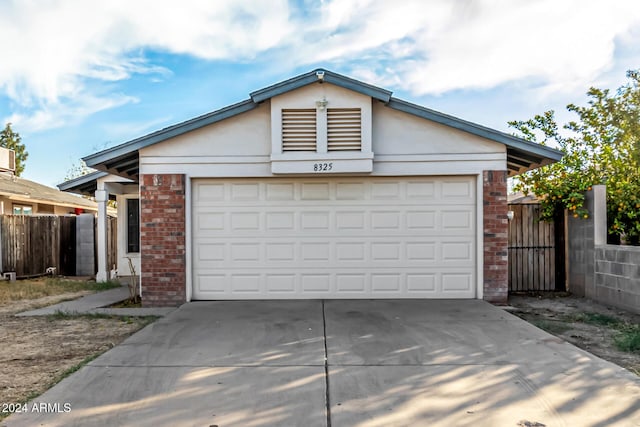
[483,170,509,304]
[568,185,639,314]
[567,189,596,297]
[75,214,95,276]
[594,246,640,314]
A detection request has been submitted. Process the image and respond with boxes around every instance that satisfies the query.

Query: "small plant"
[124,257,141,305]
[569,312,622,327]
[614,327,640,353]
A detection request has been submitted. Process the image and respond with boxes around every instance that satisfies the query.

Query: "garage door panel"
[192,177,476,300]
[301,182,331,200]
[194,238,473,269]
[195,268,476,296]
[195,210,476,237]
[441,180,474,198]
[196,183,225,201]
[336,182,366,199]
[442,273,474,292]
[230,183,260,200]
[441,241,474,262]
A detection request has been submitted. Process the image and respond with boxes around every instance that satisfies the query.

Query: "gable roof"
[0,173,98,210]
[81,68,562,179]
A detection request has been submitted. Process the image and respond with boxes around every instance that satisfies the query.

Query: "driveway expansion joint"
[322,299,332,427]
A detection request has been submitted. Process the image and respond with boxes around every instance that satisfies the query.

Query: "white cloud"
[4,94,138,132]
[1,0,639,131]
[293,0,640,97]
[0,0,293,131]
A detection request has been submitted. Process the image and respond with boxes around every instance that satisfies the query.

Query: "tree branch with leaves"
[510,70,640,242]
[0,123,28,176]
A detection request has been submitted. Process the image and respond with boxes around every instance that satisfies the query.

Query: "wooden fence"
[508,204,565,292]
[1,215,117,278]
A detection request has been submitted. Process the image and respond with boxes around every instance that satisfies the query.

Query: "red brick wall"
[140,174,186,307]
[483,170,508,304]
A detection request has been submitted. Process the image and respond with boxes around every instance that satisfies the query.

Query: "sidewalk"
[16,285,176,317]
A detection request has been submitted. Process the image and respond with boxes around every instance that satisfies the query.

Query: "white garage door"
[192,177,476,299]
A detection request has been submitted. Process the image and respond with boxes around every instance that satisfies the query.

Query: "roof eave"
[57,171,108,191]
[83,99,257,170]
[386,97,563,174]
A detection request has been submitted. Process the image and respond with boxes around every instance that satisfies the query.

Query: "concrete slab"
[324,300,583,366]
[5,299,640,427]
[330,363,640,427]
[16,286,131,316]
[89,307,176,317]
[16,286,176,318]
[93,300,326,367]
[5,366,326,427]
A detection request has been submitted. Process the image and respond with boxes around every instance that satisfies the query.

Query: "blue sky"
[1,0,640,187]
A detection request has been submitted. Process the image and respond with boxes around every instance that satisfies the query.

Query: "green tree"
[510,70,640,242]
[0,123,28,176]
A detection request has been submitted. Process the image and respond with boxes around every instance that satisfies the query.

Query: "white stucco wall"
[139,82,506,177]
[372,102,504,155]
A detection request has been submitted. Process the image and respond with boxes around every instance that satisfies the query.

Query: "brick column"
[140,174,186,307]
[483,170,508,304]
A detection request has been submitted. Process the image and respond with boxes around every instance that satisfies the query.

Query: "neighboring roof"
[0,173,98,210]
[81,68,563,179]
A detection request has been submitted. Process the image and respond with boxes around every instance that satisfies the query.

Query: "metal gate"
[508,204,565,292]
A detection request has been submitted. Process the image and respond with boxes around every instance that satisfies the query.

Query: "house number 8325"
[313,163,333,172]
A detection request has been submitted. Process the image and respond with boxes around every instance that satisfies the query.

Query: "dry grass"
[0,278,156,419]
[0,277,120,303]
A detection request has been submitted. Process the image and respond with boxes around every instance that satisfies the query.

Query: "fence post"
[593,185,607,246]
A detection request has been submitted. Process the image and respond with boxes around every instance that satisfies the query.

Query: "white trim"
[142,155,270,164]
[140,159,505,178]
[375,153,505,162]
[140,152,505,165]
[476,173,484,300]
[372,160,505,176]
[185,174,192,303]
[116,194,141,278]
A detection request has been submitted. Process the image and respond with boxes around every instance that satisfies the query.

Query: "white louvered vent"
[282,109,317,151]
[327,108,361,151]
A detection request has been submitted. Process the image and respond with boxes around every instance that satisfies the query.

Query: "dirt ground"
[508,294,640,376]
[0,293,154,410]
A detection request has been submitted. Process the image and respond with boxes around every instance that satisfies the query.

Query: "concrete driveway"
[5,300,640,427]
